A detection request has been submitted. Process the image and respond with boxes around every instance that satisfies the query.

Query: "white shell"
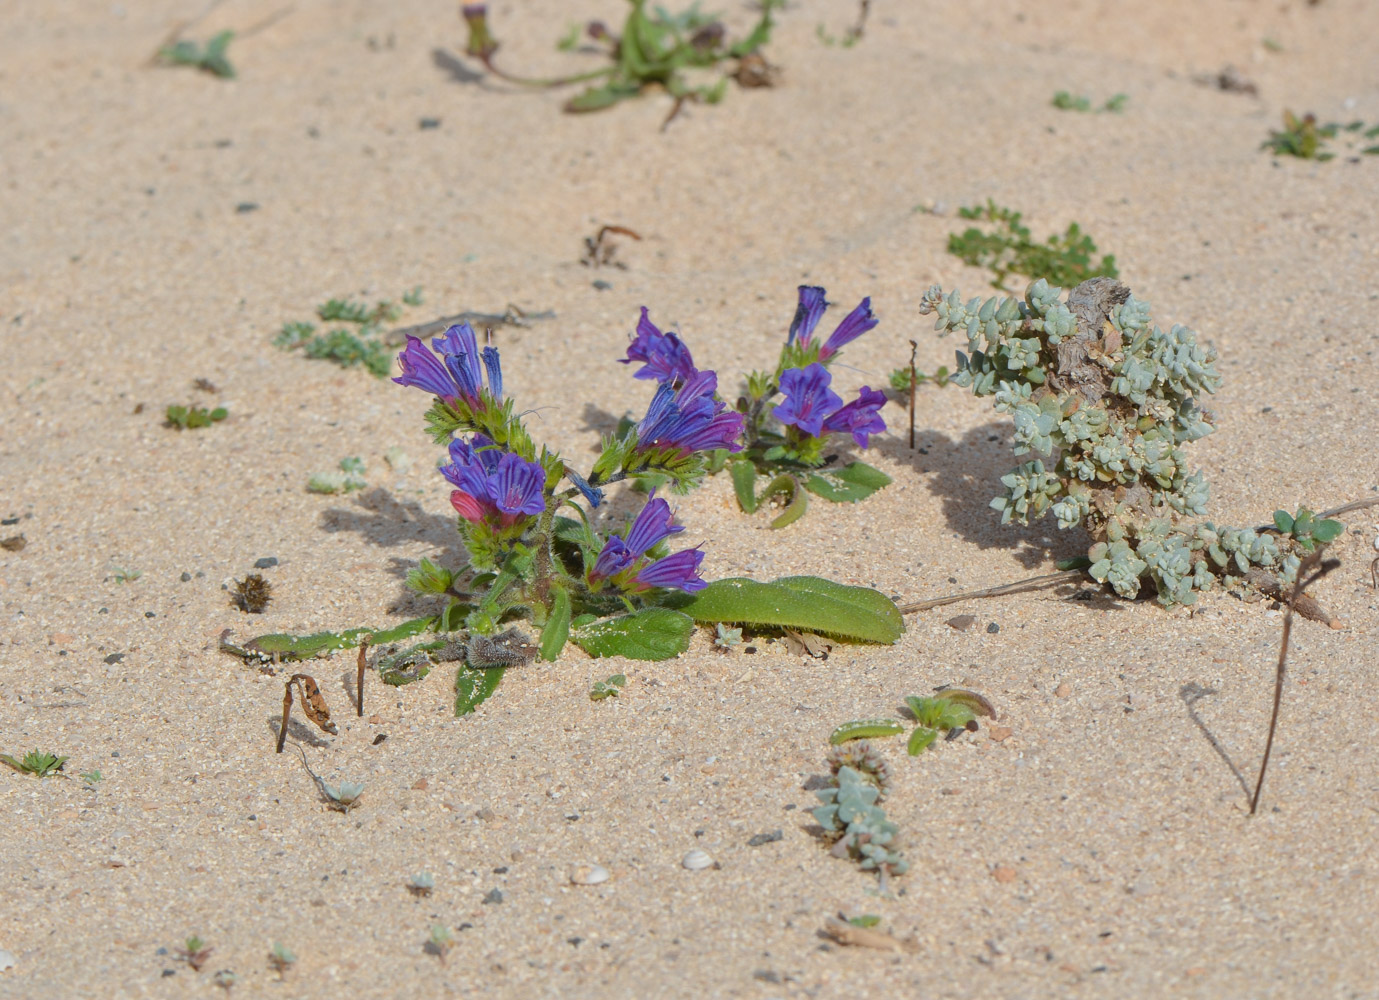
[681,849,714,871]
[0,949,15,972]
[569,864,610,885]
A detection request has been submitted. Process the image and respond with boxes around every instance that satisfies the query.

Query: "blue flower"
[589,494,704,593]
[773,363,843,438]
[636,371,745,455]
[786,286,878,361]
[822,386,888,448]
[620,307,697,385]
[394,336,461,402]
[440,435,545,525]
[394,323,504,406]
[564,468,605,509]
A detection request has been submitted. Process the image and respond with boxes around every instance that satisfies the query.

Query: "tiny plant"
[176,935,214,972]
[165,403,228,430]
[267,942,296,980]
[825,740,892,795]
[1261,111,1379,160]
[276,293,418,377]
[307,457,368,495]
[427,924,455,964]
[462,0,780,121]
[589,673,627,700]
[920,277,1347,608]
[830,689,996,756]
[407,872,436,897]
[813,765,907,891]
[158,30,236,78]
[1052,91,1127,113]
[1,749,69,778]
[816,0,870,47]
[80,769,102,785]
[109,564,142,584]
[232,573,273,613]
[713,623,742,649]
[948,201,1119,291]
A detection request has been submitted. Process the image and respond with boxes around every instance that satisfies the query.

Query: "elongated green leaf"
[907,726,938,756]
[571,608,694,660]
[244,616,435,660]
[802,462,893,503]
[731,461,759,513]
[760,474,807,528]
[829,719,904,744]
[369,616,437,644]
[566,81,641,113]
[455,667,504,716]
[541,587,572,662]
[668,576,902,643]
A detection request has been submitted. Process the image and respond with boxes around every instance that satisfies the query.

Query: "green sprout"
[268,942,296,980]
[307,457,368,495]
[80,770,103,785]
[165,404,228,430]
[109,564,143,584]
[713,623,743,649]
[464,0,781,121]
[176,935,214,971]
[1,750,69,778]
[407,872,436,897]
[830,690,997,756]
[948,201,1119,291]
[589,674,627,700]
[1262,112,1379,160]
[158,30,236,78]
[1052,91,1127,113]
[1272,508,1344,553]
[427,924,455,964]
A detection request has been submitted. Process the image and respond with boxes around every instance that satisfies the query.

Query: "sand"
[2,0,1378,996]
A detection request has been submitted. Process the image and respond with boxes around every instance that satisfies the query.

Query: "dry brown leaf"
[822,916,918,953]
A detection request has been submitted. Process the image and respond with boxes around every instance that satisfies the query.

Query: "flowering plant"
[231,304,902,716]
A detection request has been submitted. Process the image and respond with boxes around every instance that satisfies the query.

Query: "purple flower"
[634,547,706,592]
[822,386,888,448]
[440,435,546,525]
[635,370,745,455]
[620,307,697,385]
[564,468,605,509]
[786,286,878,361]
[773,364,843,438]
[588,494,703,593]
[394,336,461,402]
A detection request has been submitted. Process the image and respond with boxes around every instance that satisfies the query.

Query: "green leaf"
[541,587,572,662]
[406,557,454,595]
[760,474,808,528]
[367,616,437,645]
[731,461,759,513]
[455,666,504,715]
[669,576,903,644]
[1056,556,1092,571]
[829,719,904,744]
[439,600,469,633]
[1311,518,1344,543]
[565,81,642,113]
[907,726,938,756]
[1273,510,1295,533]
[802,461,892,503]
[571,608,694,660]
[245,617,433,659]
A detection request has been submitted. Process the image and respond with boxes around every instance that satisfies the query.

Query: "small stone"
[569,864,610,885]
[1054,682,1072,698]
[988,725,1013,742]
[746,829,783,847]
[682,849,714,871]
[592,279,612,291]
[253,557,278,569]
[946,614,977,632]
[475,807,496,821]
[180,572,191,582]
[103,653,125,664]
[411,778,428,791]
[481,888,504,904]
[418,117,441,130]
[235,202,259,214]
[992,865,1018,883]
[986,622,1000,634]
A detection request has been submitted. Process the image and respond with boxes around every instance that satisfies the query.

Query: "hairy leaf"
[731,460,759,513]
[669,576,903,643]
[571,608,694,660]
[541,586,572,662]
[455,667,505,716]
[803,461,892,503]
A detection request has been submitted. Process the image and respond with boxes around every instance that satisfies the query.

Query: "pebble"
[569,864,610,885]
[682,849,714,871]
[254,556,278,569]
[945,614,977,632]
[0,949,14,972]
[992,865,1018,883]
[1054,682,1072,698]
[986,622,1000,634]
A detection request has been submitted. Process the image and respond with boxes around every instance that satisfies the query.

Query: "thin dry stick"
[1250,553,1339,816]
[907,340,918,450]
[356,638,369,717]
[1371,555,1378,591]
[276,679,294,753]
[896,569,1085,614]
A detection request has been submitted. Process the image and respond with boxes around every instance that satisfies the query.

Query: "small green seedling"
[177,935,214,972]
[713,623,743,649]
[816,0,870,47]
[165,404,228,430]
[904,690,996,755]
[212,969,236,992]
[1052,91,1127,113]
[321,779,365,813]
[1272,507,1344,553]
[813,765,907,891]
[589,674,627,700]
[829,718,904,744]
[307,457,368,495]
[109,564,142,584]
[80,770,103,785]
[1,750,69,778]
[276,293,416,376]
[158,30,236,78]
[267,942,295,980]
[1262,113,1379,160]
[407,872,435,897]
[947,201,1119,291]
[847,913,881,928]
[427,924,455,964]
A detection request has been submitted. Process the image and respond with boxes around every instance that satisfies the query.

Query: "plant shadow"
[871,417,1088,571]
[320,487,463,584]
[430,48,486,85]
[265,716,331,749]
[1179,682,1252,802]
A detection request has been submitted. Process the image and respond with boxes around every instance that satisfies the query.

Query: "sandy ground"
[2,0,1378,997]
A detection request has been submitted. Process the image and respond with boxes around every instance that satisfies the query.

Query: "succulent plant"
[921,277,1342,607]
[813,765,907,888]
